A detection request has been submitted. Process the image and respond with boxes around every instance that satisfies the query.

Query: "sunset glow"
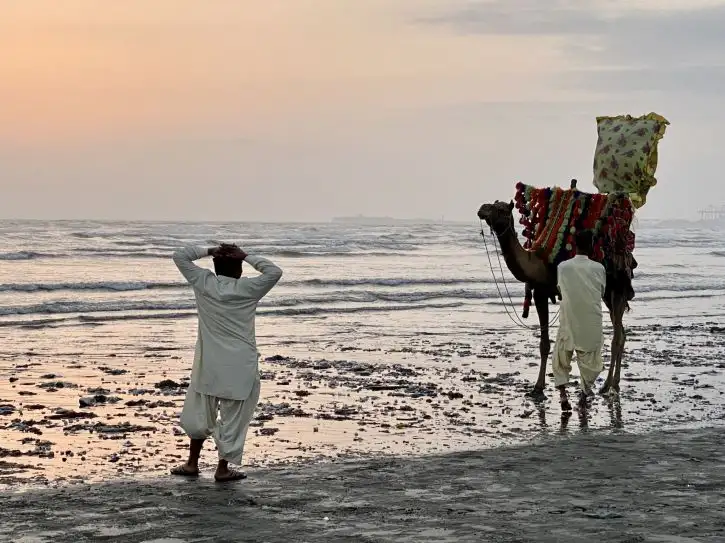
[2,1,724,220]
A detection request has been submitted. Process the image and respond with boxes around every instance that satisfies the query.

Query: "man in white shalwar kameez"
[553,230,606,412]
[170,243,282,482]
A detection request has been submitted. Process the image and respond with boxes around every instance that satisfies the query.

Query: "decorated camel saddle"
[515,183,636,278]
[515,112,669,304]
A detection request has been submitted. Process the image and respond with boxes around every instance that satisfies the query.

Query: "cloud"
[419,1,725,94]
[564,65,725,97]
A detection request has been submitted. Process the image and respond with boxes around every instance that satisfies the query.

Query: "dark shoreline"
[3,425,725,542]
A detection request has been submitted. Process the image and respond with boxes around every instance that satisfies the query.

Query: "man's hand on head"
[208,244,233,258]
[210,244,247,261]
[226,246,248,261]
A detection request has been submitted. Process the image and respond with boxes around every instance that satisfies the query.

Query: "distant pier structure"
[698,205,725,221]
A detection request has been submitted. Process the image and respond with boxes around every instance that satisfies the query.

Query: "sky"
[1,0,724,222]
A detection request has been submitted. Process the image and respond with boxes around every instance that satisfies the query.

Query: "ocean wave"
[0,270,719,299]
[0,277,492,295]
[259,301,464,317]
[93,251,170,259]
[5,292,722,329]
[288,278,491,287]
[635,282,725,294]
[76,301,466,322]
[0,248,413,261]
[635,292,723,302]
[112,240,156,247]
[0,281,185,293]
[0,289,493,317]
[0,316,74,328]
[270,288,498,307]
[488,290,724,307]
[78,311,197,323]
[0,277,720,309]
[270,250,409,258]
[78,301,466,321]
[636,238,724,249]
[0,250,167,260]
[0,299,196,317]
[0,251,56,261]
[0,302,466,328]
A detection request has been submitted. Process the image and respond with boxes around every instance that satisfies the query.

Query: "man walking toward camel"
[553,230,606,411]
[170,243,282,482]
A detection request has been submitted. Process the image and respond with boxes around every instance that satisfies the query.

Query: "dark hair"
[575,230,594,255]
[213,256,242,279]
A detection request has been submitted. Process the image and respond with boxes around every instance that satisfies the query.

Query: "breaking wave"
[0,281,185,293]
[0,289,496,317]
[0,248,412,260]
[0,277,493,294]
[0,251,56,261]
[0,301,467,328]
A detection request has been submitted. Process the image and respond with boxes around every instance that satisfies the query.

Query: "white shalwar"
[172,246,282,463]
[552,254,606,392]
[180,376,261,465]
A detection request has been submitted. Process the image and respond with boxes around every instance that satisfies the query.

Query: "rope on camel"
[479,220,560,330]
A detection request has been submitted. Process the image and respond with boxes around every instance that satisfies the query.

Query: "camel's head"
[477,200,515,234]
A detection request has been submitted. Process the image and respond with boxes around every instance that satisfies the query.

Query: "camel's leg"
[599,316,616,395]
[600,295,626,395]
[530,289,550,399]
[612,298,627,392]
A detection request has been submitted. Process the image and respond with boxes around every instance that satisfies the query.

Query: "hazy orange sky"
[2,0,724,221]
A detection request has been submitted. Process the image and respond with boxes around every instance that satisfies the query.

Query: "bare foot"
[170,464,199,477]
[214,468,247,483]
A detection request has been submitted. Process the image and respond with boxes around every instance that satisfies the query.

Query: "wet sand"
[2,321,725,487]
[3,426,725,542]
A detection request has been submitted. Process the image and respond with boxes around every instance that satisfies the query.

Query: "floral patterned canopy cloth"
[593,112,669,209]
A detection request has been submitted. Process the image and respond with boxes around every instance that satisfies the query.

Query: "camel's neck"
[493,221,550,285]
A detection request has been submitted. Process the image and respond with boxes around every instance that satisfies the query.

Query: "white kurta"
[172,246,283,401]
[555,254,606,353]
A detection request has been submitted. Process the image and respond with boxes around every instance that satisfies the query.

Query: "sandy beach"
[3,425,725,542]
[2,318,725,487]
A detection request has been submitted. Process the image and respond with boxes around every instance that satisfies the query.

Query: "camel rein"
[478,219,560,330]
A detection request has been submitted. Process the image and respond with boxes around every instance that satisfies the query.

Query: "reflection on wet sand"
[1,319,724,488]
[578,408,589,432]
[606,397,624,429]
[558,394,625,434]
[560,411,572,432]
[535,402,547,429]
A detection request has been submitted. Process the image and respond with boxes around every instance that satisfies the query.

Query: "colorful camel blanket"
[514,182,635,276]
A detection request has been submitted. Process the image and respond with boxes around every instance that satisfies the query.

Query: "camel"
[476,198,630,398]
